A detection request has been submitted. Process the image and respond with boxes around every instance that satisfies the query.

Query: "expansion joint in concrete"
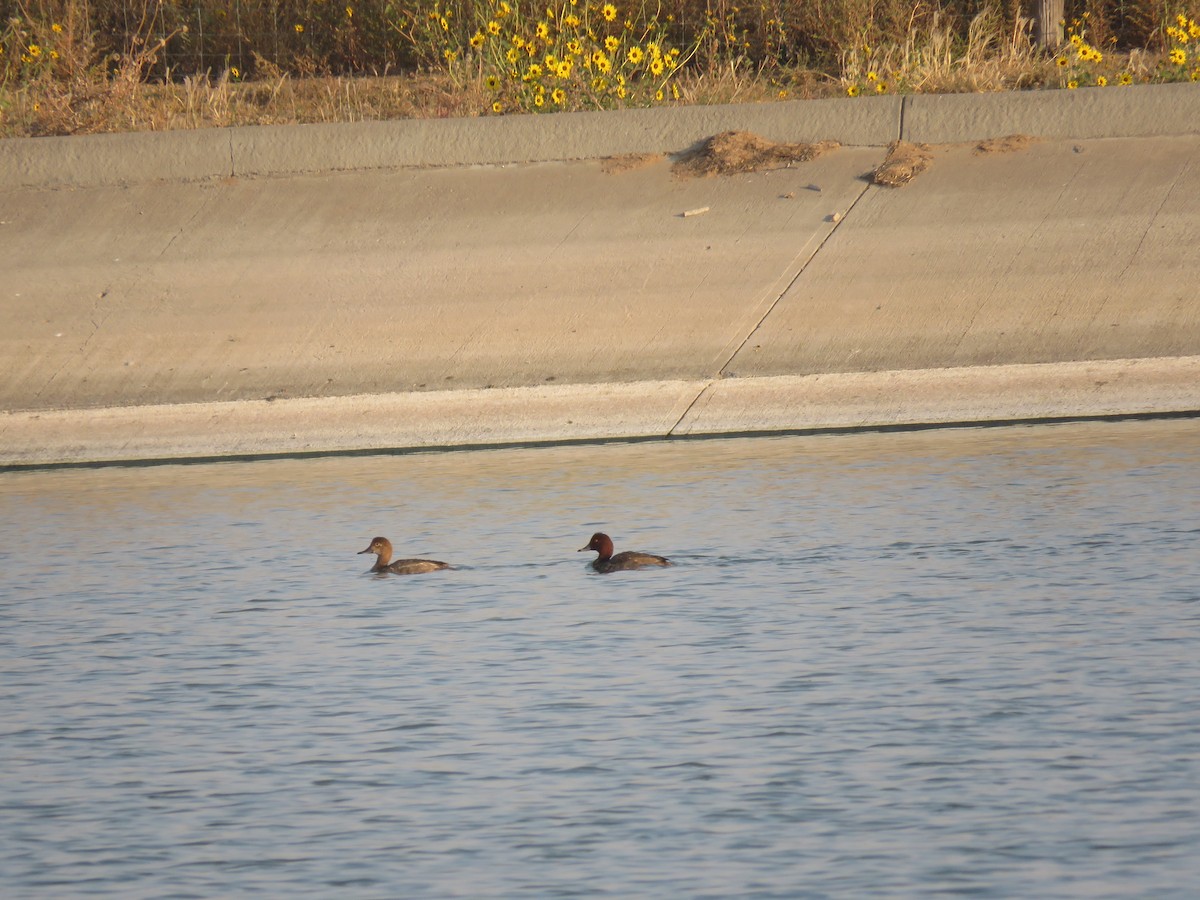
[715,180,872,380]
[667,379,717,437]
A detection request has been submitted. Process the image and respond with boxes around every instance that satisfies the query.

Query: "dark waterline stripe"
[3,408,1197,474]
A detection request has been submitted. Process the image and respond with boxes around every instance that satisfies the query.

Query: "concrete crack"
[952,152,1088,356]
[1117,153,1190,286]
[160,189,217,258]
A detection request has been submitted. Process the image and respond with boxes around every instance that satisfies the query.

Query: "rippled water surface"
[3,420,1200,898]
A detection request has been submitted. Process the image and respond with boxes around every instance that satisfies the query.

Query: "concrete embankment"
[2,84,1199,466]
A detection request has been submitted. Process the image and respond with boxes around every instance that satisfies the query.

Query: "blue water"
[3,420,1199,897]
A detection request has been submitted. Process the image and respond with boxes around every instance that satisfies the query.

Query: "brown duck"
[358,536,451,575]
[578,532,672,573]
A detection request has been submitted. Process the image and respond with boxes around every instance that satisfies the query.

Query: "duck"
[578,532,672,573]
[358,536,451,575]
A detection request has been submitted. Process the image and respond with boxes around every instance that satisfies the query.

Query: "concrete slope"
[1,148,880,411]
[2,86,1199,466]
[726,135,1200,376]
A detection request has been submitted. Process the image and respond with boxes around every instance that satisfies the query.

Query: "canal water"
[3,420,1199,898]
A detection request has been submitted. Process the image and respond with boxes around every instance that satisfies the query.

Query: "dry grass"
[841,12,1054,95]
[870,140,934,187]
[3,69,494,136]
[672,130,840,177]
[1,65,857,137]
[2,0,1198,138]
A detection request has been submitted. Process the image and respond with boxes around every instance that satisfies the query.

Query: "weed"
[2,0,1199,135]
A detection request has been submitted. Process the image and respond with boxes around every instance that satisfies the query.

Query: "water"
[3,420,1199,898]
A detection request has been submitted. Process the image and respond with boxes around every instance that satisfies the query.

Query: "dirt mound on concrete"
[673,131,839,177]
[600,152,665,174]
[974,134,1036,155]
[870,140,933,187]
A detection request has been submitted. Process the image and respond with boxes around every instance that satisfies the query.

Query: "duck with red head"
[358,537,451,575]
[578,532,672,573]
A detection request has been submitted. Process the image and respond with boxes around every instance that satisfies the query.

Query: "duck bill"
[577,545,590,553]
[357,546,373,555]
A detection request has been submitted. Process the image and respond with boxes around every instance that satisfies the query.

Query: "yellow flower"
[470,32,485,48]
[51,23,63,33]
[648,57,664,75]
[1070,34,1082,46]
[866,71,877,82]
[592,50,611,73]
[565,15,580,28]
[1171,48,1187,65]
[534,92,545,107]
[536,22,550,41]
[1192,68,1200,81]
[294,23,304,34]
[1092,50,1103,62]
[567,40,582,56]
[627,46,644,65]
[616,85,627,98]
[875,81,888,93]
[345,6,353,18]
[488,20,501,35]
[670,83,680,99]
[526,63,543,79]
[1056,55,1069,68]
[655,89,664,100]
[1095,75,1107,86]
[28,44,41,57]
[1067,80,1078,89]
[847,84,860,96]
[1118,72,1132,85]
[485,74,500,90]
[552,88,566,104]
[1178,14,1189,28]
[592,76,607,90]
[556,60,571,78]
[778,89,788,99]
[506,48,519,63]
[604,36,620,53]
[1190,24,1200,39]
[444,48,457,63]
[544,54,557,69]
[602,4,617,22]
[492,101,503,113]
[231,66,240,78]
[497,2,511,18]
